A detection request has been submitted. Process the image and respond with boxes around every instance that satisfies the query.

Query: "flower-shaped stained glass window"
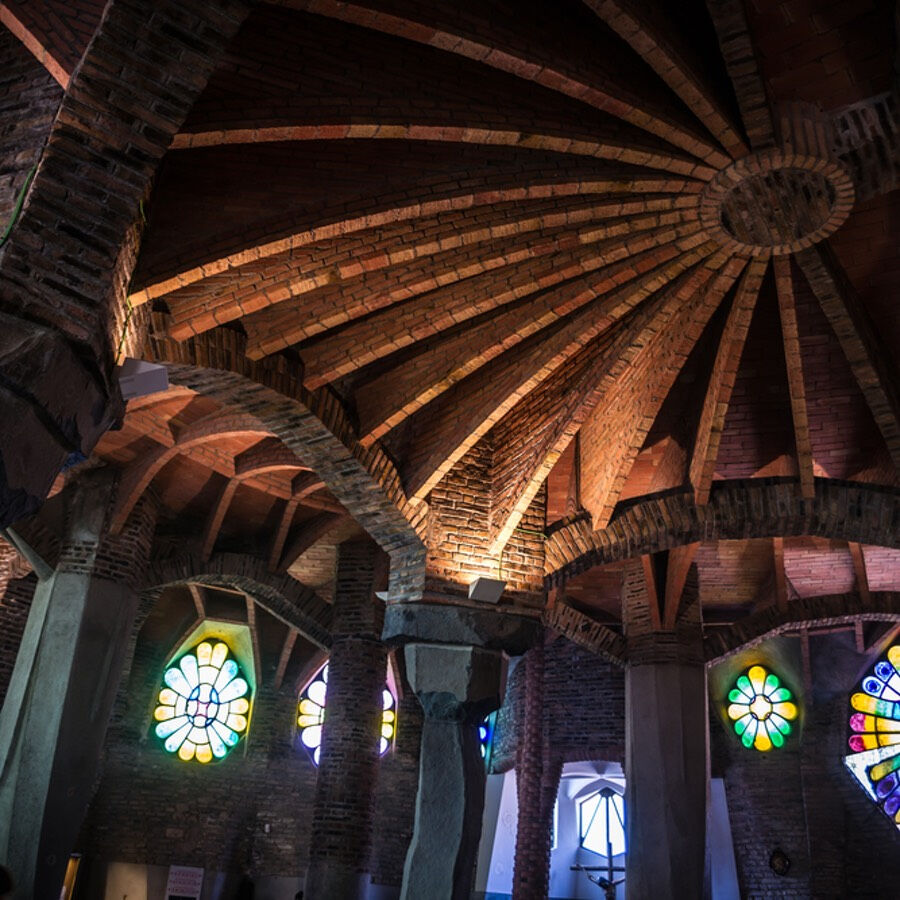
[297,663,396,765]
[845,645,900,827]
[153,640,251,763]
[726,665,797,751]
[479,714,494,760]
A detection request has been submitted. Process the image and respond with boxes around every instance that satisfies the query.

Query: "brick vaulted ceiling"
[5,0,899,620]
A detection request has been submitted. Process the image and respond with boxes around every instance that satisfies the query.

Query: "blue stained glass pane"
[214,659,239,692]
[876,772,900,798]
[218,678,248,703]
[876,661,895,681]
[155,715,189,738]
[164,667,192,697]
[864,677,885,697]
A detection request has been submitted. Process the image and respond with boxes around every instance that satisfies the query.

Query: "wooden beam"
[663,543,699,630]
[773,537,788,612]
[796,243,900,471]
[849,542,871,606]
[774,256,815,498]
[690,257,767,504]
[188,583,206,619]
[273,629,298,691]
[269,499,299,573]
[641,554,663,631]
[201,478,238,561]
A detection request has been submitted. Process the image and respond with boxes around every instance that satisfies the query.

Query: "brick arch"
[141,551,332,650]
[545,478,900,583]
[704,591,900,664]
[149,332,426,604]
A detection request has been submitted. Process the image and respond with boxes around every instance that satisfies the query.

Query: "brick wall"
[0,25,61,228]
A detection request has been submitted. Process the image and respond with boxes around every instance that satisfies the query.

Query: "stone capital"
[404,642,507,720]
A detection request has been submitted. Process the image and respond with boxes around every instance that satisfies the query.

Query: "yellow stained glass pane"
[382,723,394,739]
[231,698,250,714]
[196,642,212,666]
[159,688,178,706]
[754,731,772,751]
[227,713,248,732]
[178,741,196,761]
[727,703,749,721]
[211,642,229,669]
[748,666,766,694]
[773,702,797,720]
[154,706,174,721]
[195,743,213,764]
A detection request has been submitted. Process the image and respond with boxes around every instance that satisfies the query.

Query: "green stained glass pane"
[741,719,757,747]
[764,673,780,695]
[728,689,746,703]
[770,713,792,735]
[767,722,784,747]
[736,675,754,698]
[769,687,792,703]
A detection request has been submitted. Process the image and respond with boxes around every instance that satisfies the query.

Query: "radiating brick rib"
[485,258,725,554]
[172,123,715,179]
[246,214,699,363]
[580,253,749,529]
[109,410,276,535]
[796,242,900,471]
[133,173,701,307]
[278,511,346,572]
[300,225,707,389]
[274,0,729,166]
[580,0,747,159]
[544,480,900,582]
[542,602,626,665]
[354,229,705,442]
[704,0,775,149]
[167,194,697,340]
[639,555,663,630]
[689,256,768,505]
[401,243,720,503]
[774,256,815,499]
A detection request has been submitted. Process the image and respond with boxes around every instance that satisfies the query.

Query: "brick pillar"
[623,561,708,900]
[0,470,157,899]
[305,539,387,899]
[401,642,507,900]
[512,641,560,900]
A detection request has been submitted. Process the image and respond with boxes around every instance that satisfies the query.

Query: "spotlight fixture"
[468,576,506,604]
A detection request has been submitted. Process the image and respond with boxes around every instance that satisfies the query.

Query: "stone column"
[512,640,561,900]
[305,540,387,899]
[401,642,507,900]
[0,471,157,899]
[623,560,708,900]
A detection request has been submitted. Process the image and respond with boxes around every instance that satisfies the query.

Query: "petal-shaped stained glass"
[845,644,900,828]
[726,665,797,752]
[153,640,251,763]
[296,663,396,766]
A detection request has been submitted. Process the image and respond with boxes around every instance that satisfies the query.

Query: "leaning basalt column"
[400,641,508,900]
[0,471,157,899]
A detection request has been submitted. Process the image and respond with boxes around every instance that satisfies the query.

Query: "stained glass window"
[845,644,900,827]
[579,788,626,857]
[297,663,396,765]
[479,712,497,766]
[726,664,797,751]
[153,640,251,763]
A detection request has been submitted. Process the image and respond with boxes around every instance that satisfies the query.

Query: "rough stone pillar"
[401,642,507,900]
[623,560,708,900]
[0,471,156,899]
[305,539,387,899]
[512,641,561,900]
